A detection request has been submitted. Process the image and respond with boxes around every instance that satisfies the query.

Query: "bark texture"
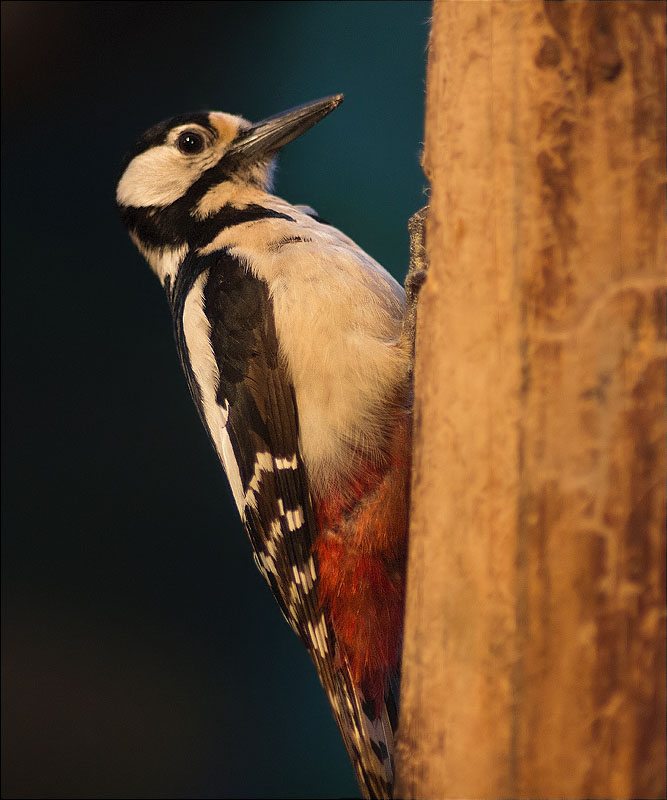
[395,2,666,798]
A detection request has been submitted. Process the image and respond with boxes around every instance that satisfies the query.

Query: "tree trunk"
[395,2,666,798]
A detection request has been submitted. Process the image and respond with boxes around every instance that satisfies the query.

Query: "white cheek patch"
[117,145,201,208]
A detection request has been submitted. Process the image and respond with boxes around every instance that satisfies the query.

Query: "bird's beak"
[228,94,344,160]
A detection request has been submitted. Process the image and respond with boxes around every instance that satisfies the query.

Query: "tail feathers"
[315,648,397,799]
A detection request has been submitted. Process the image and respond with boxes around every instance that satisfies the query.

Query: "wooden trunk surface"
[395,2,666,797]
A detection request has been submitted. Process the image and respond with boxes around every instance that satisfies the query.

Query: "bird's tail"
[313,647,398,799]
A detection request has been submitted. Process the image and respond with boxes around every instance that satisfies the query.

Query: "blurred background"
[1,2,430,797]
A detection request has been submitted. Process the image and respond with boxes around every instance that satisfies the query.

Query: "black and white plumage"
[116,96,412,799]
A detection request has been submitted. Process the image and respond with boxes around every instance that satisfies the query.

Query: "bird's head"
[116,95,343,254]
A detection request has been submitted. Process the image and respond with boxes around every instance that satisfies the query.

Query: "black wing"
[169,248,394,798]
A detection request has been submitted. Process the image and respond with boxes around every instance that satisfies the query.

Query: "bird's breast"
[200,203,409,498]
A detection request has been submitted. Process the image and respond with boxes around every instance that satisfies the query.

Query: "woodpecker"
[117,95,423,799]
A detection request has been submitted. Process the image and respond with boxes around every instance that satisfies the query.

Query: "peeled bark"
[395,2,666,798]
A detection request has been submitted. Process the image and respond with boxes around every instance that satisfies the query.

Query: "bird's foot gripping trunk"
[401,205,430,361]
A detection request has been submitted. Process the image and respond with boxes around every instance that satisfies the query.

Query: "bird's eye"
[177,131,205,155]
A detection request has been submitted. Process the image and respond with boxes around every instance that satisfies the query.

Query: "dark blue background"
[1,2,429,797]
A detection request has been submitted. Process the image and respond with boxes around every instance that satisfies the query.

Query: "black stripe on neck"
[120,203,294,250]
